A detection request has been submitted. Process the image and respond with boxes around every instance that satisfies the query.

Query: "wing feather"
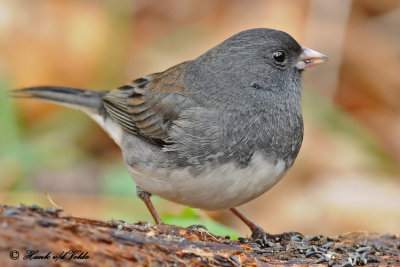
[101,62,193,146]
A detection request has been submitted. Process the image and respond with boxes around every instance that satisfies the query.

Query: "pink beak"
[295,46,328,70]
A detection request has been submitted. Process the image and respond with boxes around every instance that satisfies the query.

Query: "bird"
[11,28,328,241]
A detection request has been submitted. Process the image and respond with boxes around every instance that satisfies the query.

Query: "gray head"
[184,28,327,111]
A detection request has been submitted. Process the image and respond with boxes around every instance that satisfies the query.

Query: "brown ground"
[0,204,399,266]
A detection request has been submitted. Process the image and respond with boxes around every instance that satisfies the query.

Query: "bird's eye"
[273,51,286,63]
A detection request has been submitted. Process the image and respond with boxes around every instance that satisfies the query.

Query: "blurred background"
[0,0,399,238]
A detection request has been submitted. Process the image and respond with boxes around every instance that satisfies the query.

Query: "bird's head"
[187,28,328,108]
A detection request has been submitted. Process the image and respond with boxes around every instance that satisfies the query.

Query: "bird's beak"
[295,46,328,70]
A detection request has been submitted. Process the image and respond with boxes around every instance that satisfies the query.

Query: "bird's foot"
[251,226,304,247]
[188,224,209,231]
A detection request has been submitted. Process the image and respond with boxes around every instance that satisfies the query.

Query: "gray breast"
[164,106,303,174]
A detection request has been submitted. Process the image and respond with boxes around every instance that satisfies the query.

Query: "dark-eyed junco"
[11,28,327,240]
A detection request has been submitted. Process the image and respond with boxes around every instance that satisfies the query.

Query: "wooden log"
[0,204,399,266]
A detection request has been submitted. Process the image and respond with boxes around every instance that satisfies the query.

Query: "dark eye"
[273,51,286,63]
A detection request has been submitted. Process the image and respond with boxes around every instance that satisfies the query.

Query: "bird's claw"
[251,226,304,247]
[188,224,209,231]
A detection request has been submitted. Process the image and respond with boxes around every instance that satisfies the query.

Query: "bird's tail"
[9,86,107,113]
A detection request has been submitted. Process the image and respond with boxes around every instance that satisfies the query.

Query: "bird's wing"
[102,61,198,147]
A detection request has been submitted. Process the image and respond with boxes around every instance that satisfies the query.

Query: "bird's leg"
[136,186,162,225]
[230,207,275,240]
[230,207,304,243]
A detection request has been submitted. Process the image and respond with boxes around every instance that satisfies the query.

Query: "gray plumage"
[11,28,327,211]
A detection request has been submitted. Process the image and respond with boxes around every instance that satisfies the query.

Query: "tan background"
[0,0,399,237]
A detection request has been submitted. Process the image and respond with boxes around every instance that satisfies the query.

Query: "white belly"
[127,153,287,210]
[85,114,287,210]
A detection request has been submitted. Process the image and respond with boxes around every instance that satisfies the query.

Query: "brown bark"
[0,204,399,266]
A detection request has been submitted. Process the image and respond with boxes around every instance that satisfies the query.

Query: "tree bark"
[0,204,399,266]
